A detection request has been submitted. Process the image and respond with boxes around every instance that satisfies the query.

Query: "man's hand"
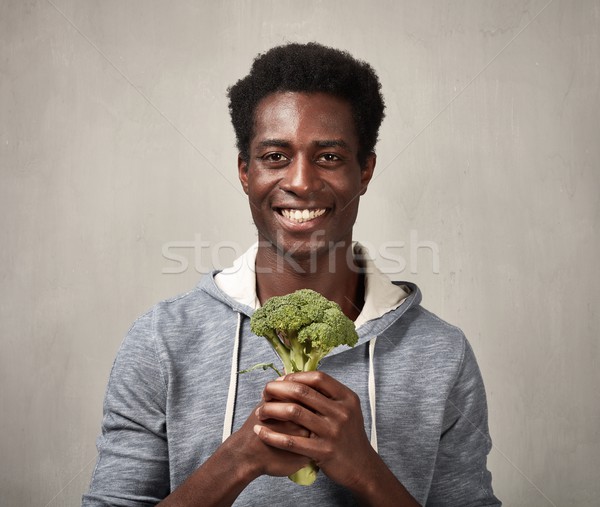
[253,371,421,507]
[161,374,418,507]
[253,371,375,487]
[228,399,312,480]
[159,400,311,507]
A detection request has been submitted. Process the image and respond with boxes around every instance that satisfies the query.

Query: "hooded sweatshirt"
[83,244,500,506]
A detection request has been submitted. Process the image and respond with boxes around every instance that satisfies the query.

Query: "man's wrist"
[216,435,264,486]
[159,437,261,507]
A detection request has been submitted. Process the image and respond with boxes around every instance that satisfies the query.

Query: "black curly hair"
[227,42,385,167]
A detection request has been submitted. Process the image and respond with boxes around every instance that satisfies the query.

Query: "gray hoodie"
[83,258,500,506]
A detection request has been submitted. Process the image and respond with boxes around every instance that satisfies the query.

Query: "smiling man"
[240,91,374,319]
[83,43,500,506]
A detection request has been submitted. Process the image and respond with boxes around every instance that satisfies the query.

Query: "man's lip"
[273,206,330,213]
[274,207,330,225]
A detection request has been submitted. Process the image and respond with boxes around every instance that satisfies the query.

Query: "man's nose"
[279,156,323,196]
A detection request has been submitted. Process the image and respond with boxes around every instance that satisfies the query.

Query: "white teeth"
[281,208,326,223]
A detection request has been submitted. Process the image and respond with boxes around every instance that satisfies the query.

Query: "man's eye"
[263,153,287,162]
[320,153,341,162]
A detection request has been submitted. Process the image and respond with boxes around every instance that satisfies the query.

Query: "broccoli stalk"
[248,289,359,486]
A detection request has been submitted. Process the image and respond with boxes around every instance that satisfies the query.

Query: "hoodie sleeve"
[82,310,170,506]
[426,339,501,507]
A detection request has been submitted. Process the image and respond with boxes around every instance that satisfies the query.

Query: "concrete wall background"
[1,1,598,505]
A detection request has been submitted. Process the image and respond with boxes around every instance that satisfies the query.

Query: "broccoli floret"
[250,289,358,374]
[248,289,359,486]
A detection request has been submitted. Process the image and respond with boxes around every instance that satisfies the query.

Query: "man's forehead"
[251,91,357,143]
[254,90,351,111]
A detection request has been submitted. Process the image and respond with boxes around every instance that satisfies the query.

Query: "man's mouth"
[279,208,327,223]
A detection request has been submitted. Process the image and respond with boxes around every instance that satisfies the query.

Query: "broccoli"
[247,288,359,486]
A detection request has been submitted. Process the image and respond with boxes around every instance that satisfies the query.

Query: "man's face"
[238,91,375,263]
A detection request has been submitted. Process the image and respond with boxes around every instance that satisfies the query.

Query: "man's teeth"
[281,208,326,223]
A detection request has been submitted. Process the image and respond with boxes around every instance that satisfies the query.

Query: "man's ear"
[238,154,249,195]
[359,152,376,195]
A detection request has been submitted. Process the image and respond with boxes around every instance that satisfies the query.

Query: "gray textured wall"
[1,1,598,505]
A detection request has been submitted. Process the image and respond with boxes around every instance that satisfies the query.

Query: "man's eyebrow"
[257,139,290,148]
[255,139,351,150]
[314,139,351,150]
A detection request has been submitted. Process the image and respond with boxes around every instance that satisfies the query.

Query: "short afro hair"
[227,42,385,166]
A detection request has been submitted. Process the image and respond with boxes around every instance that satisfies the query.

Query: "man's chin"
[258,237,353,275]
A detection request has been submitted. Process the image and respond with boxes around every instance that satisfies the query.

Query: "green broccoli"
[247,288,359,486]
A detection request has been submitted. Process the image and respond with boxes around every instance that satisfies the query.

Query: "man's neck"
[255,242,365,321]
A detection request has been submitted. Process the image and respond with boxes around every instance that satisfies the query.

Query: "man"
[84,43,500,506]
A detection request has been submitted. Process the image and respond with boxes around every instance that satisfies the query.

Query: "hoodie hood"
[200,242,422,355]
[198,271,422,353]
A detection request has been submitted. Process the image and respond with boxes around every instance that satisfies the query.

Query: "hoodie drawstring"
[222,314,379,454]
[222,312,242,442]
[368,337,378,452]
